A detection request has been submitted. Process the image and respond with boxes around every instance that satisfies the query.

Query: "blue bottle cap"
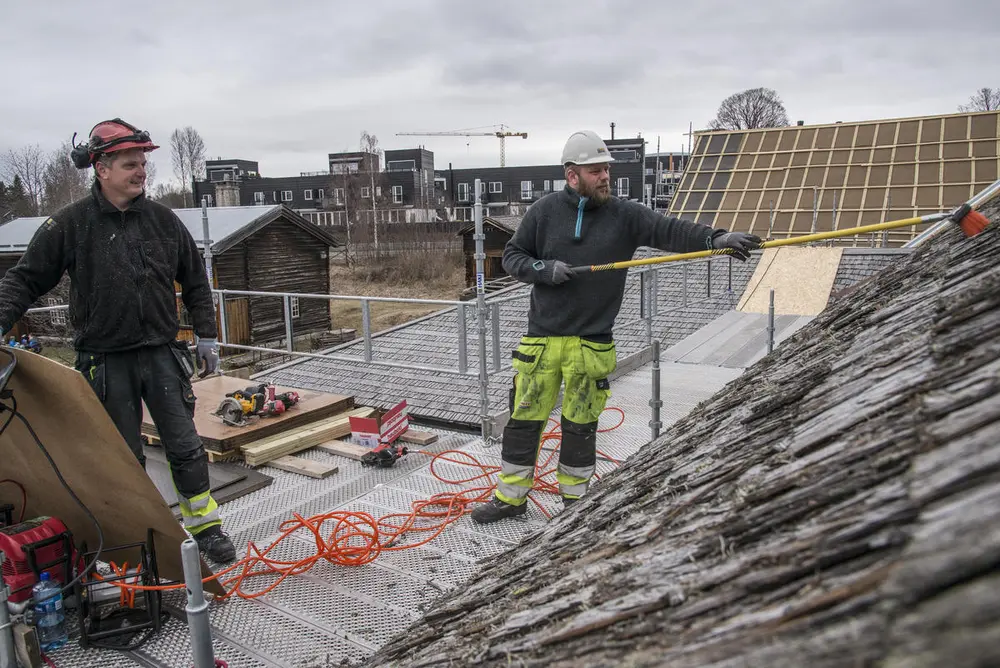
[40,572,50,581]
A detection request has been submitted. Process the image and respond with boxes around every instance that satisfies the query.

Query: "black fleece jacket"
[502,186,724,340]
[0,182,218,352]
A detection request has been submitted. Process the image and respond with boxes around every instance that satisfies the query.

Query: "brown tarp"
[0,349,223,595]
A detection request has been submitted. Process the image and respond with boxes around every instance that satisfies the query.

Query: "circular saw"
[213,397,249,427]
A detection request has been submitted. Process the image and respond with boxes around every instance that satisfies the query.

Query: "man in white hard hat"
[471,130,760,523]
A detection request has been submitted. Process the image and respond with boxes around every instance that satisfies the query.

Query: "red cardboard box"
[349,400,410,448]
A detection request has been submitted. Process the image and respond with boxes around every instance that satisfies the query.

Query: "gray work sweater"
[502,186,723,340]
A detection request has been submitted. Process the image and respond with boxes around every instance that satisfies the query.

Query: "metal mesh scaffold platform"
[44,361,740,667]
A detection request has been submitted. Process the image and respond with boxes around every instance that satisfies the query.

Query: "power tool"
[212,384,300,426]
[360,441,408,468]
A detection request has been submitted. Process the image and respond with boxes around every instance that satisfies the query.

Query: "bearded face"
[567,163,611,204]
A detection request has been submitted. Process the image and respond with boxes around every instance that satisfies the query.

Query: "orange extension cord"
[94,407,626,603]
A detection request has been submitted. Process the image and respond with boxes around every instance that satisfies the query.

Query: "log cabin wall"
[225,217,332,343]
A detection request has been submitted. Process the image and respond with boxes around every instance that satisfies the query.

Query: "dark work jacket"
[0,182,218,352]
[502,186,725,340]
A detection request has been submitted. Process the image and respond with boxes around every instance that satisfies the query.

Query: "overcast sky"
[1,0,995,187]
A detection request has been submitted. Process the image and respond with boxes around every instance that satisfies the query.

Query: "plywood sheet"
[737,247,844,316]
[144,445,272,514]
[142,375,354,452]
[0,350,223,595]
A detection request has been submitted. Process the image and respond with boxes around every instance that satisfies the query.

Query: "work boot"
[471,497,527,524]
[194,525,237,563]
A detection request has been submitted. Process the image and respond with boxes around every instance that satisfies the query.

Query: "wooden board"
[242,407,375,466]
[399,429,438,446]
[0,350,223,595]
[142,375,353,453]
[314,440,371,461]
[267,456,339,479]
[737,247,844,316]
[205,448,241,463]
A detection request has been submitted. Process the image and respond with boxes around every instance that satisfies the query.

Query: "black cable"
[0,397,16,438]
[2,396,104,598]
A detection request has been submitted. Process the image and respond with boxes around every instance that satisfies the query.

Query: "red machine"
[0,516,77,603]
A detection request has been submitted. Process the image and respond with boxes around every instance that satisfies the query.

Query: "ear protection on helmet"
[70,132,92,169]
[68,118,155,169]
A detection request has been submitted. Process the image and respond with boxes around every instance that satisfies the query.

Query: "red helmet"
[70,118,159,168]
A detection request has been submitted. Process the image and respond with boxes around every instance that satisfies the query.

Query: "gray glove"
[551,260,573,285]
[196,337,220,376]
[712,232,762,261]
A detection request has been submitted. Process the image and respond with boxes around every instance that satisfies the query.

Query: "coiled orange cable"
[94,406,626,601]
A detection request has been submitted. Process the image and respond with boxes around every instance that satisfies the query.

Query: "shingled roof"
[456,215,525,236]
[365,205,1000,666]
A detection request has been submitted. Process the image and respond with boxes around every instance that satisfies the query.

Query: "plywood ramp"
[738,247,844,316]
[0,350,223,594]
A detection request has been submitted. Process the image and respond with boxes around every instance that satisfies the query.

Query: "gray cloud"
[1,0,996,180]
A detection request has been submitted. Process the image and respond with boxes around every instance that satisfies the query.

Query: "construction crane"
[396,125,528,167]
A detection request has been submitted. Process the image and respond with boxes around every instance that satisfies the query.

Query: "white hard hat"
[561,130,615,166]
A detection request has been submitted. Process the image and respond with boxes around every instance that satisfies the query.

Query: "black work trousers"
[75,342,210,501]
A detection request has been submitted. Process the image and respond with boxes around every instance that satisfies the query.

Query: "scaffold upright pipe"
[474,179,491,441]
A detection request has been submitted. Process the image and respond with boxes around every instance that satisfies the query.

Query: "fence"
[19,247,728,443]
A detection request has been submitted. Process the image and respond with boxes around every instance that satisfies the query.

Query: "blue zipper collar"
[575,196,588,239]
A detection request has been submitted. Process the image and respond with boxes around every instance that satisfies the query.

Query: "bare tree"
[2,144,45,215]
[170,127,207,206]
[360,131,384,251]
[41,141,89,213]
[0,176,35,220]
[709,87,790,130]
[328,134,390,266]
[144,158,158,192]
[150,183,187,208]
[958,87,1000,112]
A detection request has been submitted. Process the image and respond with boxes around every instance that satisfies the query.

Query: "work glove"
[551,260,574,285]
[196,337,220,376]
[712,232,763,261]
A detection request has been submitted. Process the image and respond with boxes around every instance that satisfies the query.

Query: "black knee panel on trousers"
[165,448,211,493]
[502,418,545,466]
[560,418,598,468]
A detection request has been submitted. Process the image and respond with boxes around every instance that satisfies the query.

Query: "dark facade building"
[328,151,377,175]
[604,136,646,199]
[193,134,654,224]
[436,135,646,219]
[193,148,437,225]
[205,158,260,184]
[384,148,435,208]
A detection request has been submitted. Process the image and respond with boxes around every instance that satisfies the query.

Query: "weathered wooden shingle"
[364,207,1000,667]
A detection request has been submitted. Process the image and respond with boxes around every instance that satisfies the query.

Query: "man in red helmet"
[0,118,235,563]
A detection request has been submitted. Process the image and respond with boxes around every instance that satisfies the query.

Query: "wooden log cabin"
[457,215,523,289]
[0,204,342,348]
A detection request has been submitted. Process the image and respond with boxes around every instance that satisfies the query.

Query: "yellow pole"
[573,212,950,274]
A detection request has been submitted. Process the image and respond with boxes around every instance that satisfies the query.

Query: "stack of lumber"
[241,410,439,477]
[242,407,376,466]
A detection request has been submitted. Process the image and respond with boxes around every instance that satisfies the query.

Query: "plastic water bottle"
[33,572,68,652]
